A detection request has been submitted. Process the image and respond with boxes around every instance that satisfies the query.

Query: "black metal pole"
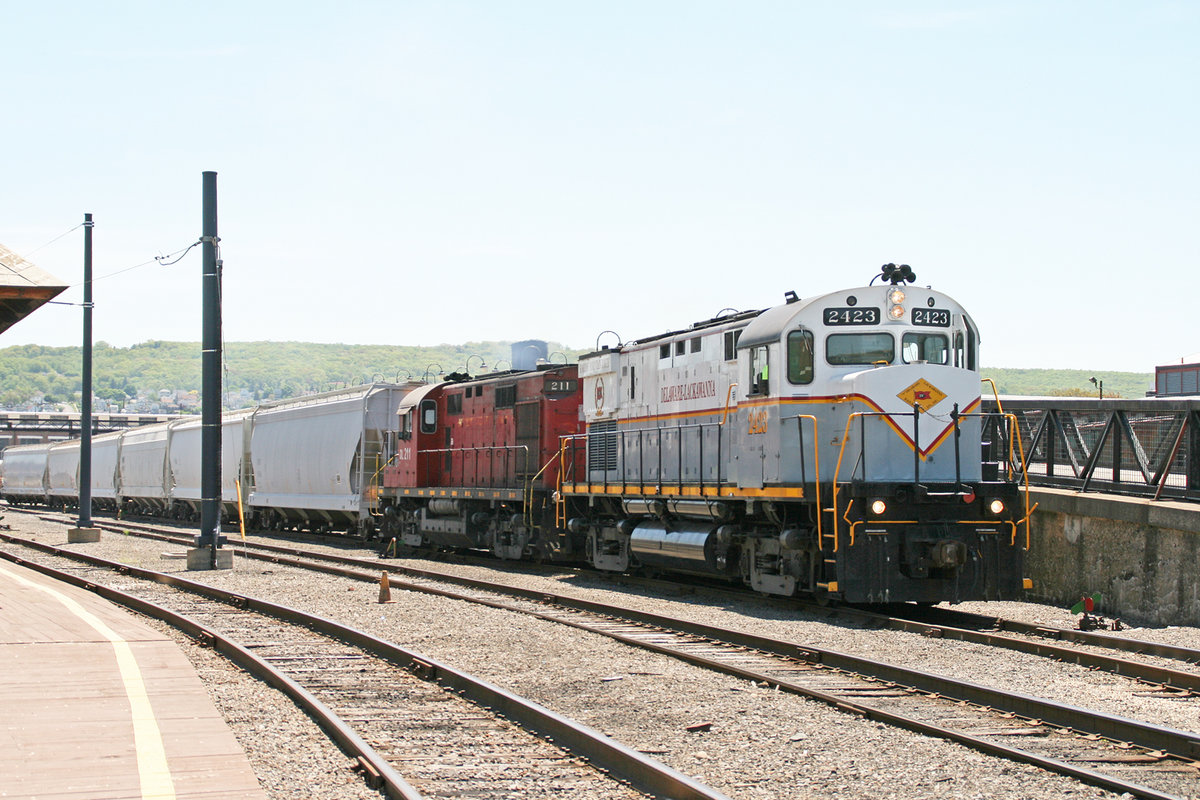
[199,171,222,565]
[78,213,94,528]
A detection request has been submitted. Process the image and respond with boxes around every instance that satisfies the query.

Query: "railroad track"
[60,512,1200,700]
[0,536,726,800]
[6,516,1200,799]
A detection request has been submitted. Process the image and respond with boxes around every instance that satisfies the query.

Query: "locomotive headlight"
[888,304,906,320]
[888,288,906,305]
[870,499,887,515]
[988,498,1005,515]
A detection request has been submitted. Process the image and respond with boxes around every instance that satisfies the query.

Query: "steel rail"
[27,507,1200,700]
[898,603,1200,665]
[0,547,423,800]
[785,601,1200,694]
[0,535,731,800]
[9,521,1197,798]
[70,514,1200,695]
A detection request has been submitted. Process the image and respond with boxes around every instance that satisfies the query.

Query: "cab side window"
[787,330,814,385]
[419,399,437,435]
[748,346,770,395]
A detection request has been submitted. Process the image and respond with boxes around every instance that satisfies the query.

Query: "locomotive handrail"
[719,383,738,426]
[1002,411,1034,549]
[525,449,563,530]
[829,413,866,553]
[558,421,730,496]
[981,378,1004,415]
[367,451,399,519]
[782,414,822,545]
[830,408,1025,553]
[416,444,530,491]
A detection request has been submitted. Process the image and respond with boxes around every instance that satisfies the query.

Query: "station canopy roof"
[0,242,68,335]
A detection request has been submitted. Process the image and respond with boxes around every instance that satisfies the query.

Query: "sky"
[0,1,1195,374]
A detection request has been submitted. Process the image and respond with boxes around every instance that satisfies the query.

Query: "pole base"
[67,527,101,543]
[186,547,233,571]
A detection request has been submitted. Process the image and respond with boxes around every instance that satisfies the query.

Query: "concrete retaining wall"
[1025,488,1200,627]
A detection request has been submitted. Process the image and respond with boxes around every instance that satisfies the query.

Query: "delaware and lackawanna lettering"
[660,379,717,404]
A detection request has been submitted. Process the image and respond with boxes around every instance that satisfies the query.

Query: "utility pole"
[188,171,231,570]
[69,213,100,544]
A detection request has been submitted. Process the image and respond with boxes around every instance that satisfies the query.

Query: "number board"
[823,307,880,326]
[912,308,951,327]
[544,378,578,394]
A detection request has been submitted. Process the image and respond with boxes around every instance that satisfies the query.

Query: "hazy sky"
[1,2,1194,373]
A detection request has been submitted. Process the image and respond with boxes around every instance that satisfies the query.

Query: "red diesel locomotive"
[378,365,584,560]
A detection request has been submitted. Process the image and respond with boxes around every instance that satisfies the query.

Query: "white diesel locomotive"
[560,265,1029,604]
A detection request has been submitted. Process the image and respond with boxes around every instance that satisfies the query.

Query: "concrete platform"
[0,558,268,800]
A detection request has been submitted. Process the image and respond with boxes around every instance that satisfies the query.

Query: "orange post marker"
[378,571,393,604]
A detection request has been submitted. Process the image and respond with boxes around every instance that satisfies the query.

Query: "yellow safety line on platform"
[0,564,177,800]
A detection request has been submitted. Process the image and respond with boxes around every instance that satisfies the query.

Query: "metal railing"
[561,420,729,495]
[984,398,1200,502]
[559,414,822,497]
[830,406,1020,486]
[828,407,1029,551]
[417,444,531,489]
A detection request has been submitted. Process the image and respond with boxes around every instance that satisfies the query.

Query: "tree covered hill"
[0,340,584,411]
[982,368,1153,400]
[0,339,1155,411]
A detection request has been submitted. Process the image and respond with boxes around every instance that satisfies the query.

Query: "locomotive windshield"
[826,332,894,365]
[901,332,949,364]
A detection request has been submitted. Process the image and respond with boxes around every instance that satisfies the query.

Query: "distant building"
[1154,354,1200,397]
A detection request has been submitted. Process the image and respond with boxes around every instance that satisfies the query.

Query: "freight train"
[1,266,1031,604]
[2,383,417,536]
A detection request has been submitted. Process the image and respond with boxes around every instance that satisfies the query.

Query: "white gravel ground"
[11,511,1197,799]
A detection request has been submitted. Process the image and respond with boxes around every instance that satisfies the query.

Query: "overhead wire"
[10,225,203,289]
[17,221,233,413]
[91,239,202,284]
[17,224,84,260]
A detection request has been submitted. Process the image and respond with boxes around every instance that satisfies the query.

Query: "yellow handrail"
[829,408,1033,551]
[828,413,865,553]
[720,383,739,425]
[981,377,1004,415]
[555,438,572,528]
[1003,411,1034,548]
[525,448,563,529]
[369,451,399,511]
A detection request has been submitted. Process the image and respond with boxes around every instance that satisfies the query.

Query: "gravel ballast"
[9,511,1196,799]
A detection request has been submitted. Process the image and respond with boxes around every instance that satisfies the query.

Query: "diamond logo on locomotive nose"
[897,379,946,412]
